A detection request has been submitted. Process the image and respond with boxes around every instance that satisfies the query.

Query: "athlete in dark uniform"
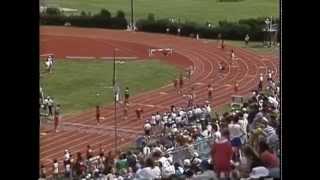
[124,87,130,104]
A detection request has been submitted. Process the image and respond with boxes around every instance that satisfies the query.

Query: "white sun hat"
[249,166,269,179]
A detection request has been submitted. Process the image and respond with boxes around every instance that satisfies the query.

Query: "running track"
[40,26,279,170]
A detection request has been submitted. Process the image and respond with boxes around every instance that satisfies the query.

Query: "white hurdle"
[148,48,174,56]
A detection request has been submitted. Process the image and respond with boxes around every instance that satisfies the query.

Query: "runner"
[234,82,239,94]
[136,107,143,120]
[47,96,54,117]
[179,73,184,89]
[187,94,193,107]
[96,105,100,125]
[124,87,130,104]
[231,49,235,64]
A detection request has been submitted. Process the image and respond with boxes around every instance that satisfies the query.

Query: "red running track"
[40,26,279,171]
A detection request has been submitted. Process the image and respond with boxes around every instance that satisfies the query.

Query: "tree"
[45,7,61,16]
[116,10,125,18]
[147,13,155,22]
[99,9,111,19]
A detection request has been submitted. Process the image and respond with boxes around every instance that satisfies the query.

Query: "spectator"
[126,151,137,171]
[40,164,46,179]
[242,145,264,174]
[116,153,128,175]
[105,167,117,180]
[144,121,152,136]
[134,158,158,179]
[258,141,279,169]
[248,166,270,180]
[52,159,59,179]
[228,116,245,162]
[86,145,93,159]
[211,129,233,178]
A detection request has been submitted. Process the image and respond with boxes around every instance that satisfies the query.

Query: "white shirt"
[206,105,212,113]
[143,146,151,156]
[64,152,70,161]
[155,114,161,121]
[53,162,59,174]
[159,157,175,178]
[238,118,248,134]
[171,112,177,119]
[144,123,151,130]
[135,167,157,180]
[152,166,161,179]
[228,123,242,139]
[179,110,185,117]
[65,164,71,172]
[260,75,264,82]
[176,116,182,123]
[195,108,202,114]
[213,131,221,142]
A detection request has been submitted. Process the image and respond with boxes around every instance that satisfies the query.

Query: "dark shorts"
[231,137,242,147]
[125,94,129,99]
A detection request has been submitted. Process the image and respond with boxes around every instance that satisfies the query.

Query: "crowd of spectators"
[40,75,280,180]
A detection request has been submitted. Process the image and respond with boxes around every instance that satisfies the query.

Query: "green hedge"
[136,16,279,41]
[40,8,128,29]
[40,8,279,41]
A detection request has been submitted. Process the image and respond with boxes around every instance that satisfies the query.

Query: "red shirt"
[261,150,279,168]
[212,139,233,174]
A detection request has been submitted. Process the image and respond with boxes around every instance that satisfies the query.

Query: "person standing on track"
[258,73,264,91]
[174,78,178,93]
[231,49,235,64]
[54,111,60,133]
[47,96,54,118]
[136,107,143,120]
[208,84,214,102]
[96,105,100,125]
[124,87,130,104]
[244,34,250,46]
[123,103,128,120]
[234,82,239,94]
[52,159,59,179]
[221,39,225,50]
[179,73,184,89]
[267,70,273,82]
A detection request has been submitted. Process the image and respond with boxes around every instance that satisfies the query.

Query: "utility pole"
[113,48,118,153]
[131,0,134,30]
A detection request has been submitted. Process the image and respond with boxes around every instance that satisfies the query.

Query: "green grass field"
[45,0,279,24]
[225,40,279,54]
[40,59,179,114]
